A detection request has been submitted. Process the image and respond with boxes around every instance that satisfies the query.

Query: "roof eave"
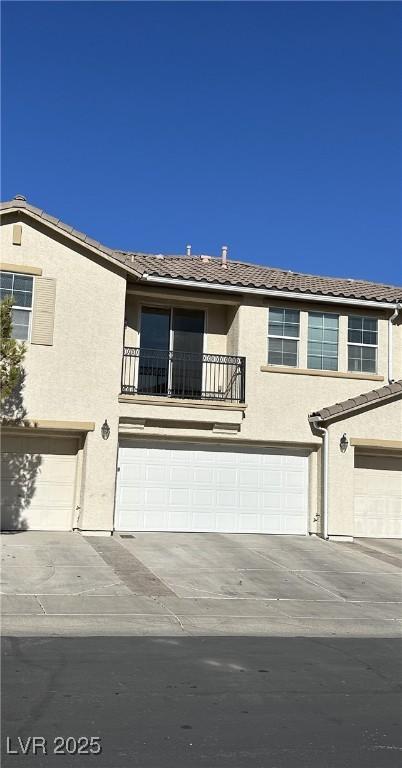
[309,390,402,424]
[141,274,399,309]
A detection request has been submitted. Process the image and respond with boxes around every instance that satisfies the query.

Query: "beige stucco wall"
[325,399,402,537]
[0,217,127,531]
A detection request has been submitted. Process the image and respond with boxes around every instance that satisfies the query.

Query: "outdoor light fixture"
[340,433,349,453]
[101,419,110,440]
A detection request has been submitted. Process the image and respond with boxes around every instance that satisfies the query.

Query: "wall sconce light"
[101,419,110,440]
[340,433,349,453]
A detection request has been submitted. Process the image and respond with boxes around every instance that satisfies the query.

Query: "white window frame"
[347,315,378,374]
[0,271,34,342]
[267,307,300,367]
[307,310,339,371]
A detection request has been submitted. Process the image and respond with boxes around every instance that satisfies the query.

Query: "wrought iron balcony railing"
[121,347,246,403]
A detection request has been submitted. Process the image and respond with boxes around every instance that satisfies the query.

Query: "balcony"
[121,347,246,403]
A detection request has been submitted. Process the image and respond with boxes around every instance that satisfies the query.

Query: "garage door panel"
[144,510,165,529]
[239,468,260,487]
[217,489,237,507]
[192,489,215,507]
[238,513,260,532]
[168,511,188,529]
[190,511,213,530]
[119,464,143,483]
[261,470,282,488]
[285,468,307,487]
[239,490,260,508]
[282,515,306,535]
[261,514,281,534]
[169,488,189,506]
[263,492,281,509]
[285,493,306,512]
[116,441,308,534]
[216,468,237,486]
[193,467,214,484]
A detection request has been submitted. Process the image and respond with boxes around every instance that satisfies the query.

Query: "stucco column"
[78,423,119,533]
[327,423,354,537]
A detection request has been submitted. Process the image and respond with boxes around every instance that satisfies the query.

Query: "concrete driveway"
[1,531,401,636]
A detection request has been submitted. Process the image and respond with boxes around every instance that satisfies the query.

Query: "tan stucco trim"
[31,419,95,432]
[118,433,319,450]
[118,395,247,411]
[1,419,95,433]
[351,438,402,451]
[260,365,384,382]
[0,262,42,276]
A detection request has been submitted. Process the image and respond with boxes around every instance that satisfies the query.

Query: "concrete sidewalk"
[1,531,401,637]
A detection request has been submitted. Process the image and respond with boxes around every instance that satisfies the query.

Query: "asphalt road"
[2,634,402,768]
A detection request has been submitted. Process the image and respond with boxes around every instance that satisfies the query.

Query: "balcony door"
[138,307,204,397]
[171,308,204,398]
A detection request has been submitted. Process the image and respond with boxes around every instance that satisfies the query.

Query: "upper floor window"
[0,271,33,340]
[348,315,377,373]
[268,308,300,367]
[308,312,338,371]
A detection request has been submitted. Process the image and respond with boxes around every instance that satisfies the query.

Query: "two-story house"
[1,196,401,540]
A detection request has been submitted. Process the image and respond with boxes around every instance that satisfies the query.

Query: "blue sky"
[2,1,401,285]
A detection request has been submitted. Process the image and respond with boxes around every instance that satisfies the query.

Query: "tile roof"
[2,197,401,303]
[119,252,402,303]
[309,380,402,422]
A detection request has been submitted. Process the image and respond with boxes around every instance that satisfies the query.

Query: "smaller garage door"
[1,435,79,531]
[354,452,402,538]
[115,440,309,534]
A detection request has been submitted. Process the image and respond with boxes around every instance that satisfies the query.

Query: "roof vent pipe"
[186,244,191,256]
[221,245,228,268]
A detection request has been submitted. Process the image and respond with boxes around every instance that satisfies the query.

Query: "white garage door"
[115,441,309,534]
[1,434,78,531]
[354,453,402,538]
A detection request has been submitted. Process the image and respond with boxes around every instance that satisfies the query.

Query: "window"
[268,308,300,367]
[0,272,33,340]
[348,315,377,373]
[308,312,339,370]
